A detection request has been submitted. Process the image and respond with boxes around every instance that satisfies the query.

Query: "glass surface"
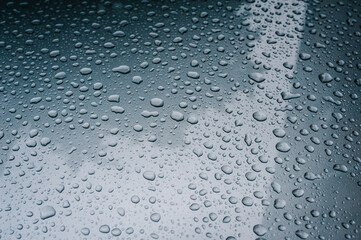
[0,0,360,239]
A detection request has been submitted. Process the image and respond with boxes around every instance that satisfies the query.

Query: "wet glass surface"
[0,0,360,239]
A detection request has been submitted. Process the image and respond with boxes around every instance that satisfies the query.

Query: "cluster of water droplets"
[0,0,360,239]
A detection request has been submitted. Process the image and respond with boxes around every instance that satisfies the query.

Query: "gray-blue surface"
[0,0,360,239]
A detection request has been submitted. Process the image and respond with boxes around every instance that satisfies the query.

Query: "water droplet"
[150,98,164,107]
[143,171,156,181]
[150,213,161,222]
[273,128,286,138]
[253,111,267,122]
[111,228,122,236]
[80,67,92,75]
[253,224,267,236]
[276,142,291,152]
[170,111,184,121]
[40,206,56,220]
[81,227,90,236]
[99,224,110,233]
[242,197,254,206]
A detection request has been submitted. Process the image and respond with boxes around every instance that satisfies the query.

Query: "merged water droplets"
[248,72,266,83]
[318,72,333,83]
[112,65,130,74]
